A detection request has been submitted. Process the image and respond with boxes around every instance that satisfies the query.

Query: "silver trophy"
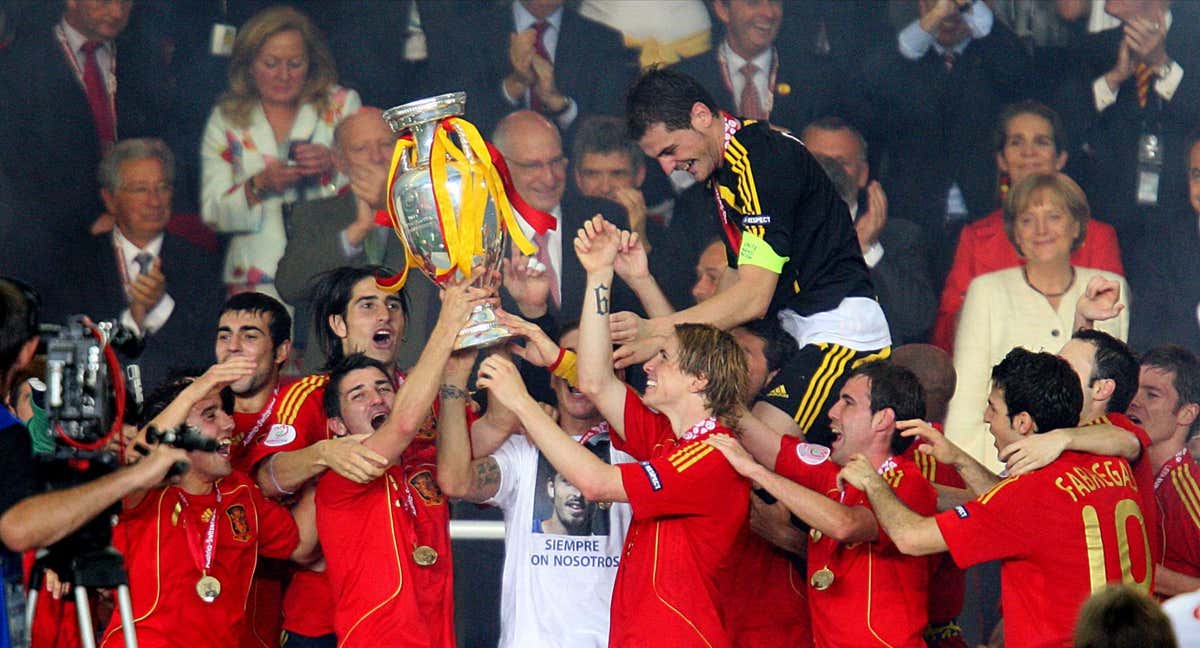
[383,92,511,349]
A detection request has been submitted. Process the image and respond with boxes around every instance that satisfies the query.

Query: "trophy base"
[454,304,512,350]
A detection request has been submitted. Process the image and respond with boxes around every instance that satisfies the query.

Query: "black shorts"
[756,342,891,447]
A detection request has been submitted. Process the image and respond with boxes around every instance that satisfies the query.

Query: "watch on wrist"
[248,174,269,200]
[544,96,571,117]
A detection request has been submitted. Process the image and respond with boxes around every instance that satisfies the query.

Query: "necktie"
[534,231,560,309]
[80,42,115,147]
[739,62,766,121]
[942,51,956,73]
[530,21,552,113]
[133,252,153,276]
[1135,63,1153,108]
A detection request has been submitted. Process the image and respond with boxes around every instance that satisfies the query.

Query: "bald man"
[275,107,437,370]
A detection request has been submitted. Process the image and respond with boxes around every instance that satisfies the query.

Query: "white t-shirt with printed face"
[486,428,634,648]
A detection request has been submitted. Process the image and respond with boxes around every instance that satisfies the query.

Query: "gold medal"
[412,545,438,566]
[810,567,835,591]
[196,575,221,602]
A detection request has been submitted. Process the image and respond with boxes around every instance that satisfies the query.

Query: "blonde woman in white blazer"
[945,173,1130,474]
[201,6,361,299]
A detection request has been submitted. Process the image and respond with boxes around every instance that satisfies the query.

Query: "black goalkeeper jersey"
[711,119,875,318]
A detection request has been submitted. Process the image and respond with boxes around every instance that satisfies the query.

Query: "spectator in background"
[0,0,165,240]
[200,5,360,300]
[452,0,637,138]
[944,172,1128,473]
[1053,0,1200,250]
[570,116,710,311]
[858,0,1030,279]
[673,0,838,133]
[75,139,223,392]
[327,0,478,109]
[935,101,1124,354]
[805,117,937,345]
[1128,131,1200,353]
[691,238,728,305]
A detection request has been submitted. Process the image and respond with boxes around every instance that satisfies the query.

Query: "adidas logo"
[767,385,788,399]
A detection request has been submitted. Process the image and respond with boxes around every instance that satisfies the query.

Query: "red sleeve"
[251,485,300,559]
[935,475,1032,569]
[876,461,938,553]
[934,222,983,353]
[773,435,841,492]
[242,381,329,469]
[618,439,746,520]
[1167,463,1200,571]
[1075,219,1124,276]
[611,385,671,461]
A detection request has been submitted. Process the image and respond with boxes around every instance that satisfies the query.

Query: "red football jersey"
[936,451,1153,647]
[777,436,934,648]
[100,472,299,648]
[718,523,811,648]
[316,465,431,647]
[903,427,967,625]
[609,387,750,648]
[1155,451,1200,578]
[1091,413,1161,567]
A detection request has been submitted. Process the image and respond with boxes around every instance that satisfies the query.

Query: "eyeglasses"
[507,155,568,173]
[120,183,173,197]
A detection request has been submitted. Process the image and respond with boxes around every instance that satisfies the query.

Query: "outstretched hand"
[573,215,622,273]
[497,310,562,368]
[477,353,534,411]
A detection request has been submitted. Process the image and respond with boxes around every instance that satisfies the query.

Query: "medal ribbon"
[1154,448,1189,491]
[241,388,278,447]
[712,112,744,253]
[178,487,222,575]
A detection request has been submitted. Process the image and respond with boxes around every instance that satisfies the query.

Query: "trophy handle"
[450,122,477,166]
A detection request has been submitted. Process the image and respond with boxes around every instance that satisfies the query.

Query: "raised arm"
[366,280,489,460]
[1000,423,1140,476]
[839,454,948,556]
[613,230,675,318]
[705,435,878,543]
[899,420,1000,497]
[478,354,627,503]
[574,216,638,438]
[436,348,507,503]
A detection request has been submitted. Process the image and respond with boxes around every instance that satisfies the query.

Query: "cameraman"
[0,277,189,552]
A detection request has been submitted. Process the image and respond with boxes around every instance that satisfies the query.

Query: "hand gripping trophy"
[380,92,554,349]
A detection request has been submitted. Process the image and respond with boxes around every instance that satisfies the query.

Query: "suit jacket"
[274,191,439,372]
[71,233,224,393]
[1127,209,1200,354]
[857,21,1030,241]
[1052,20,1200,246]
[452,4,638,137]
[672,43,841,133]
[872,218,936,345]
[0,24,163,236]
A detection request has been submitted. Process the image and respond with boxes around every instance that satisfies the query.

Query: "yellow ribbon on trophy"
[378,117,539,293]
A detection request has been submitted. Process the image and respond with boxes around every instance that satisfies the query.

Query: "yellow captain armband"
[549,349,578,388]
[737,230,788,273]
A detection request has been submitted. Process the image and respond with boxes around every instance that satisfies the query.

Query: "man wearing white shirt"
[81,138,223,392]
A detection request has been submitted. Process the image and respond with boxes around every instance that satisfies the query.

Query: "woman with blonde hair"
[944,172,1130,472]
[201,5,360,298]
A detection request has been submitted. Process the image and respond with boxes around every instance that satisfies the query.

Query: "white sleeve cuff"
[1093,76,1118,112]
[339,229,364,258]
[965,0,994,38]
[862,241,884,269]
[898,20,934,60]
[1155,60,1184,102]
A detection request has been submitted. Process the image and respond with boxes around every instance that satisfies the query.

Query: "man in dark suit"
[858,0,1030,279]
[67,139,222,393]
[804,117,936,345]
[1053,0,1199,251]
[492,110,635,327]
[0,0,163,238]
[1128,132,1200,353]
[275,107,437,371]
[453,0,638,139]
[673,0,839,133]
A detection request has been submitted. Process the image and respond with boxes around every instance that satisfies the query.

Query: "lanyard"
[577,421,610,446]
[241,388,279,447]
[1154,448,1189,491]
[712,112,744,252]
[178,486,223,575]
